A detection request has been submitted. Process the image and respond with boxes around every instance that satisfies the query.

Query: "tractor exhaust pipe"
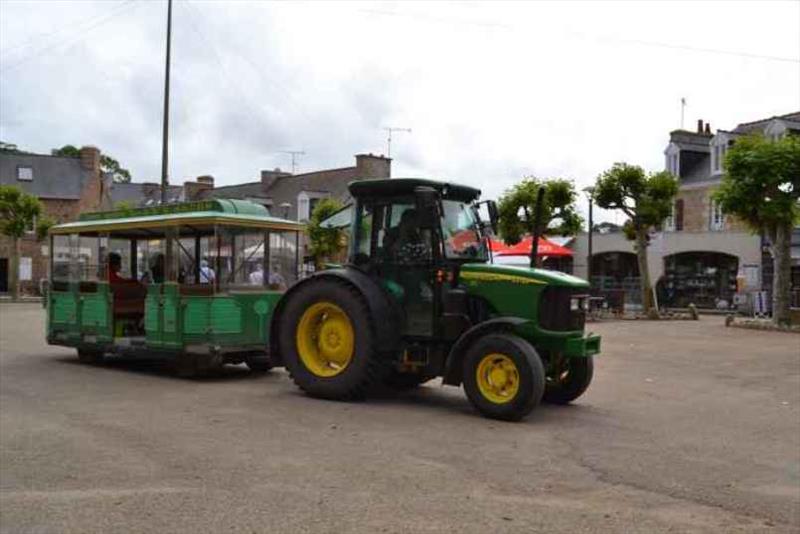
[530,187,545,268]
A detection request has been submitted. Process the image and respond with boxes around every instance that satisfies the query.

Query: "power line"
[360,8,800,64]
[0,0,136,60]
[0,0,140,73]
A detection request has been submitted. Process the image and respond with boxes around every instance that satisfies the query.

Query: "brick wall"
[675,184,749,233]
[0,146,103,295]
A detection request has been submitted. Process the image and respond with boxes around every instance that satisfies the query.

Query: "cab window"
[441,200,487,261]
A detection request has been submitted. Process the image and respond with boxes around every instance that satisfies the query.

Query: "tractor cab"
[347,179,491,337]
[274,178,601,421]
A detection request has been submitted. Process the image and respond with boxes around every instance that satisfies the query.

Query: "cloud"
[1,0,798,225]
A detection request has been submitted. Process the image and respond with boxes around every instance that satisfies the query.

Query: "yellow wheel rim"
[475,353,520,404]
[296,302,355,378]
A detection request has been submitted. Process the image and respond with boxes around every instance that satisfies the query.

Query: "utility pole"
[383,127,411,158]
[583,186,595,286]
[160,0,173,204]
[280,150,305,174]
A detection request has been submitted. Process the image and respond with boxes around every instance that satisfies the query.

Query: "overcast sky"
[1,0,798,223]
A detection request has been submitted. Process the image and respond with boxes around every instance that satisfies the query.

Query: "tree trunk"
[10,237,20,301]
[635,228,657,318]
[772,223,792,326]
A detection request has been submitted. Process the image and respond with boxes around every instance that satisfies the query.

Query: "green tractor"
[272,179,600,421]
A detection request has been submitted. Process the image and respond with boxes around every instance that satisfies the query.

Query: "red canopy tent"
[493,236,573,257]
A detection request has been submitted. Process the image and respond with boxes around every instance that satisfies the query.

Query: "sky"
[1,0,799,224]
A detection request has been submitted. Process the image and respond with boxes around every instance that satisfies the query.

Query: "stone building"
[197,153,391,221]
[572,112,800,310]
[0,146,108,295]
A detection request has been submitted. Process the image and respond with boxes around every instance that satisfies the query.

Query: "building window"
[25,215,36,235]
[710,199,725,231]
[667,154,679,176]
[675,199,684,231]
[664,204,675,232]
[17,166,33,181]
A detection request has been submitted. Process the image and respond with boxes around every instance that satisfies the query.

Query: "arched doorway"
[591,252,641,306]
[660,251,738,309]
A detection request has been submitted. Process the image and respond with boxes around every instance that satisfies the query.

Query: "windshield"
[441,200,488,261]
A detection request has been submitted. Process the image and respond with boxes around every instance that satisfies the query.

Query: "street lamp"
[582,186,595,288]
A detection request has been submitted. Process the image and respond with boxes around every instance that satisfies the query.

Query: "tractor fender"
[269,268,404,365]
[442,317,530,386]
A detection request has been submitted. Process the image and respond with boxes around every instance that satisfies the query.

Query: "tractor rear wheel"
[543,356,594,404]
[462,333,545,421]
[279,278,387,400]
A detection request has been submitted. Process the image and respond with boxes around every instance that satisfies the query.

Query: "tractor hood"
[460,263,589,288]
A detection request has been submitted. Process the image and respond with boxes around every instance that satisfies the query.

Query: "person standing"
[199,259,216,284]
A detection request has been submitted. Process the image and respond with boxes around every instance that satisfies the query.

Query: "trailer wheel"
[279,278,386,400]
[543,356,593,404]
[77,349,104,365]
[462,333,545,421]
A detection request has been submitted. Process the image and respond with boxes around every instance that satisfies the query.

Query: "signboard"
[19,257,32,281]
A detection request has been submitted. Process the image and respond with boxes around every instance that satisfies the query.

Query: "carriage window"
[52,235,73,284]
[270,231,298,289]
[77,236,103,282]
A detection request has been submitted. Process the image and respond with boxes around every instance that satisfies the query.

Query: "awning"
[494,235,573,257]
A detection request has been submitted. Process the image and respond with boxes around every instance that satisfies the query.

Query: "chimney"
[704,123,711,134]
[183,175,214,201]
[696,119,704,134]
[261,168,291,192]
[79,146,101,174]
[355,153,391,179]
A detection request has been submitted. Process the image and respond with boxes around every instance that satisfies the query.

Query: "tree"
[307,198,346,266]
[593,163,678,317]
[497,177,583,265]
[714,134,800,326]
[52,145,132,183]
[0,186,43,300]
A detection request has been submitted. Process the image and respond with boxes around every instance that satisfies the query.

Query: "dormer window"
[710,134,731,175]
[664,143,680,176]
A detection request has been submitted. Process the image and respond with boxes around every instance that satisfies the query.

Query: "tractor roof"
[348,178,481,202]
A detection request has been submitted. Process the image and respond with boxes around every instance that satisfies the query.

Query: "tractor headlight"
[570,296,586,311]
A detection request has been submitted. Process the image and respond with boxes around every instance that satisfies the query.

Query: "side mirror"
[414,186,440,228]
[476,200,499,235]
[487,200,499,235]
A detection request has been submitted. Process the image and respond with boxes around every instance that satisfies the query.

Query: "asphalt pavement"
[0,304,798,533]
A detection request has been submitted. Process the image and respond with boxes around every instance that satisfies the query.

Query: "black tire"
[245,357,273,374]
[543,356,594,404]
[77,348,104,365]
[279,278,388,400]
[382,371,434,391]
[462,333,545,421]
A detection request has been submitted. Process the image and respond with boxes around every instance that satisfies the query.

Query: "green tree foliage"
[594,163,678,316]
[0,186,43,300]
[714,134,800,325]
[497,177,583,249]
[307,198,346,264]
[52,145,132,183]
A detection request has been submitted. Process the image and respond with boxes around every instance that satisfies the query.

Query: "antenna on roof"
[680,97,686,129]
[383,127,411,158]
[279,150,305,174]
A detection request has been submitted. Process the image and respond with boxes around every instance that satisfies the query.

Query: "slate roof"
[110,182,183,205]
[0,153,92,199]
[732,112,800,134]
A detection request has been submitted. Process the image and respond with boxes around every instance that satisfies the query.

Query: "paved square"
[1,304,798,533]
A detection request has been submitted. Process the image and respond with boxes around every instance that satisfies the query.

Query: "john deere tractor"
[272,179,600,421]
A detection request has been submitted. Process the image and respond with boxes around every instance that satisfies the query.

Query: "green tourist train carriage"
[46,199,303,376]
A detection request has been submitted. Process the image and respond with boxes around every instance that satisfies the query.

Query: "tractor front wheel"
[462,333,545,421]
[279,278,386,400]
[543,356,594,404]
